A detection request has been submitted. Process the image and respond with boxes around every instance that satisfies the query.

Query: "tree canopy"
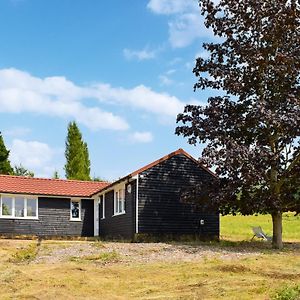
[0,133,13,175]
[52,170,60,179]
[176,0,300,249]
[64,121,91,181]
[13,164,34,177]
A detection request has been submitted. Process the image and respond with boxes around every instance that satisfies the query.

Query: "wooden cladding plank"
[0,197,94,237]
[138,154,219,238]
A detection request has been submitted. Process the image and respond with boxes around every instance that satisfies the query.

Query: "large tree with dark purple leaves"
[176,0,300,249]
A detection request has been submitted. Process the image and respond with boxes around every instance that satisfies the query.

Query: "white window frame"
[0,194,38,220]
[100,194,105,219]
[70,199,81,221]
[113,187,125,216]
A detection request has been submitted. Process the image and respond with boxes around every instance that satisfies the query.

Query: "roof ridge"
[94,148,216,195]
[0,174,109,184]
[130,148,195,177]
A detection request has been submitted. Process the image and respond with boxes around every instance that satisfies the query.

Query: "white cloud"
[168,13,209,48]
[169,57,182,66]
[159,69,176,86]
[123,47,157,61]
[93,83,185,117]
[0,68,187,131]
[147,0,214,48]
[129,131,153,143]
[0,69,129,131]
[147,0,195,15]
[3,127,31,137]
[166,69,176,75]
[9,139,63,178]
[185,61,193,70]
[195,50,210,60]
[159,74,173,86]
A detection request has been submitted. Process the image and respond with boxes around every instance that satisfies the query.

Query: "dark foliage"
[0,132,13,175]
[176,0,300,248]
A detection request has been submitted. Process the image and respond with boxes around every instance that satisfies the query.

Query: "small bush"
[272,284,300,300]
[10,243,38,263]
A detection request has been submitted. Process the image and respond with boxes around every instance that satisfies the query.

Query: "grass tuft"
[217,264,251,273]
[9,243,38,263]
[92,240,106,249]
[70,250,120,263]
[271,284,300,300]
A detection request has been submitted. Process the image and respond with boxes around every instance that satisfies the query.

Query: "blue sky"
[0,0,215,180]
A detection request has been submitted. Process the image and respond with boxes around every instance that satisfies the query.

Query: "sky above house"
[0,0,217,181]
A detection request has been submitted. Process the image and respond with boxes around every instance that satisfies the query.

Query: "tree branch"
[277,150,300,188]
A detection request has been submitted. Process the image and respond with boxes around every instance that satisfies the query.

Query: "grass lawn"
[0,213,299,300]
[221,212,300,242]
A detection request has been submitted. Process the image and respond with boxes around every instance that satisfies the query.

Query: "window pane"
[27,199,37,217]
[15,197,25,217]
[2,197,12,216]
[99,196,103,219]
[71,201,80,219]
[119,199,123,213]
[120,189,125,213]
[115,192,119,213]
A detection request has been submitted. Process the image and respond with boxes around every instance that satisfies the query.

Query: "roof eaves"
[91,148,217,196]
[91,174,132,195]
[0,190,95,198]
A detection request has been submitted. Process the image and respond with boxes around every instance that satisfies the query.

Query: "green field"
[221,212,300,242]
[0,213,299,300]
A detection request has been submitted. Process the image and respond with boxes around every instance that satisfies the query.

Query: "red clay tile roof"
[0,175,109,198]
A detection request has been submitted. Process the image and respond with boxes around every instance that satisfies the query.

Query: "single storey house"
[0,149,219,240]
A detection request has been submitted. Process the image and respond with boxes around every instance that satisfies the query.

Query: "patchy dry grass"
[70,250,120,263]
[0,214,299,299]
[0,248,299,299]
[9,242,39,263]
[0,239,299,299]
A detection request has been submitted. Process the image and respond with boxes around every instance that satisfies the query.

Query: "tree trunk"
[271,211,283,249]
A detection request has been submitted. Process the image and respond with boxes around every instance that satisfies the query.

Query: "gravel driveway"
[34,241,261,264]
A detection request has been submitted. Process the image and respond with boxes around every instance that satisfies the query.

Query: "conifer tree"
[0,133,13,175]
[64,121,91,180]
[13,164,34,177]
[52,170,60,179]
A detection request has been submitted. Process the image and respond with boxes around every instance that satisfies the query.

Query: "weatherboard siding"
[137,154,219,238]
[99,182,136,239]
[0,197,94,237]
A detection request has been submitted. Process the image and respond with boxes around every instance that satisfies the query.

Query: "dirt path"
[34,241,262,264]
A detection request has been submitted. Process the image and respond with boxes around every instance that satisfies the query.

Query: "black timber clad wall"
[0,197,94,237]
[138,154,219,238]
[99,182,136,239]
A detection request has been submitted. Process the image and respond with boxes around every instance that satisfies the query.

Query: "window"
[0,195,38,219]
[100,195,105,219]
[70,200,81,221]
[114,189,125,215]
[2,196,13,216]
[15,197,25,217]
[27,199,37,217]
